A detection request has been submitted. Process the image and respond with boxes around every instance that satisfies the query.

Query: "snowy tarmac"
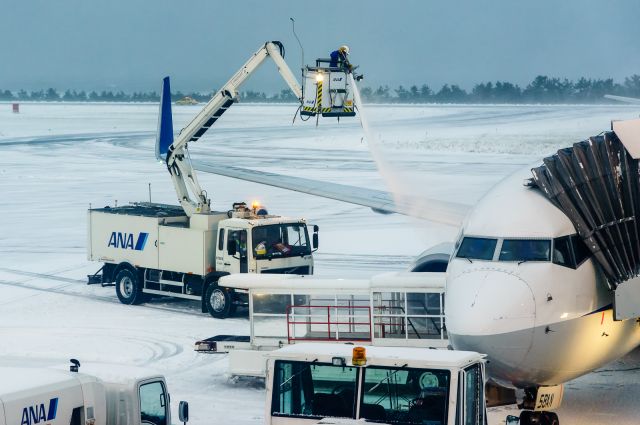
[1,102,640,424]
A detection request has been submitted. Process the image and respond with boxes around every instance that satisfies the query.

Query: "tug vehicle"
[0,360,187,425]
[263,344,488,425]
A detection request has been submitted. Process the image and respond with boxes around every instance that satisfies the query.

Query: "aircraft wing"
[604,94,640,105]
[191,160,469,226]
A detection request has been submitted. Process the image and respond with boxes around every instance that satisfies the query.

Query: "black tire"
[115,268,144,305]
[520,411,542,425]
[204,283,236,319]
[540,412,559,425]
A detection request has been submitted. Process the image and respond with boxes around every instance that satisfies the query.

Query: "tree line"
[2,75,640,104]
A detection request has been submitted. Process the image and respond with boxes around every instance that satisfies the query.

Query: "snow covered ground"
[1,102,640,424]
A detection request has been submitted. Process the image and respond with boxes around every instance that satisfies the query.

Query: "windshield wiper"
[280,359,318,388]
[518,258,545,265]
[367,364,408,393]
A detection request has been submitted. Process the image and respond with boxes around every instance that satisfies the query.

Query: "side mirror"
[313,225,319,233]
[178,401,189,424]
[227,239,237,256]
[312,233,319,250]
[505,415,519,425]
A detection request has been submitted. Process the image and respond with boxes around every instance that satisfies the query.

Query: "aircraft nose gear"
[519,410,559,425]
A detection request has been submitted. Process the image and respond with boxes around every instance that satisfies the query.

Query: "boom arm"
[160,41,303,216]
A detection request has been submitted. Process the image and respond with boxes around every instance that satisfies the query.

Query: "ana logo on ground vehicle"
[21,398,58,425]
[107,232,149,251]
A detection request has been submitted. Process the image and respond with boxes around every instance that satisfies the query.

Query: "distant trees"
[0,89,13,100]
[357,75,640,104]
[2,74,640,104]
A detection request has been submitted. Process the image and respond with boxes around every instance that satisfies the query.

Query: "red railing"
[286,305,372,343]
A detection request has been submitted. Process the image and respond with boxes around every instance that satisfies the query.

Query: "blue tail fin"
[156,76,174,161]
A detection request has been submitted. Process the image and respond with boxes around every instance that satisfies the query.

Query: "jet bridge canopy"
[530,119,640,319]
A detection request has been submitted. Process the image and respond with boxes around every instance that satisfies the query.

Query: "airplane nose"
[446,270,536,372]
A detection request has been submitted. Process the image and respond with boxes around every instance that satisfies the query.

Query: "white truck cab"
[264,344,487,425]
[88,202,317,318]
[218,214,316,276]
[0,365,176,425]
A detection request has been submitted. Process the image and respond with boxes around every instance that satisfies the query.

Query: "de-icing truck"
[0,361,186,425]
[87,41,359,318]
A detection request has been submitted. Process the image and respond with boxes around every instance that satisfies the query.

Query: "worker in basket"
[330,45,353,72]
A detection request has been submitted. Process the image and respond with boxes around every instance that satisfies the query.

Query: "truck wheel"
[115,268,143,305]
[540,412,559,425]
[205,284,235,318]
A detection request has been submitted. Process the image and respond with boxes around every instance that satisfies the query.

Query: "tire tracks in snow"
[0,325,185,365]
[0,131,152,147]
[0,271,206,318]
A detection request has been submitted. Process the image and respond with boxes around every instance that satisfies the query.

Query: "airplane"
[155,73,640,424]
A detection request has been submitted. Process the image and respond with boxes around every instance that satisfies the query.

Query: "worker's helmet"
[255,242,267,256]
[339,45,350,55]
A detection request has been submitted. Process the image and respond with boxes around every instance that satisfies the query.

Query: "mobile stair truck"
[87,41,363,317]
[195,272,449,378]
[263,343,488,425]
[0,360,189,425]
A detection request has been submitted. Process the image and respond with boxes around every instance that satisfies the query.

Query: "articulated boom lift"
[87,41,356,316]
[157,41,303,217]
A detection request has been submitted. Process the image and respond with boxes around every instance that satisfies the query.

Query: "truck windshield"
[271,360,450,424]
[361,366,450,425]
[272,360,358,418]
[253,223,310,259]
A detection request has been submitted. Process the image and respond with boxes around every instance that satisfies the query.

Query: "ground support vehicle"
[195,271,448,377]
[87,41,360,315]
[263,343,487,425]
[0,361,185,425]
[88,202,317,318]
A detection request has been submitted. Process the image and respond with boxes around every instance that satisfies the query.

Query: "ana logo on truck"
[21,398,58,425]
[107,232,149,251]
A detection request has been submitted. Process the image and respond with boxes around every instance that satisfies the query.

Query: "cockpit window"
[553,236,572,267]
[573,236,591,266]
[553,234,591,269]
[456,237,497,261]
[499,239,550,262]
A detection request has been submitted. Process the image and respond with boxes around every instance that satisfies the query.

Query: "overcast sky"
[2,0,640,93]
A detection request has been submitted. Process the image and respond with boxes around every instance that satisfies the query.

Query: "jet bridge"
[530,118,640,320]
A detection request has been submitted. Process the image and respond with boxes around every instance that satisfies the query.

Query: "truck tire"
[115,268,144,305]
[204,283,236,319]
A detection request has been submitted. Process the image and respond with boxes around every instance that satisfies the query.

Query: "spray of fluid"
[349,73,465,228]
[349,73,404,202]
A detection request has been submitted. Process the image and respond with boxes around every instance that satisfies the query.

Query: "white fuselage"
[445,167,640,388]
